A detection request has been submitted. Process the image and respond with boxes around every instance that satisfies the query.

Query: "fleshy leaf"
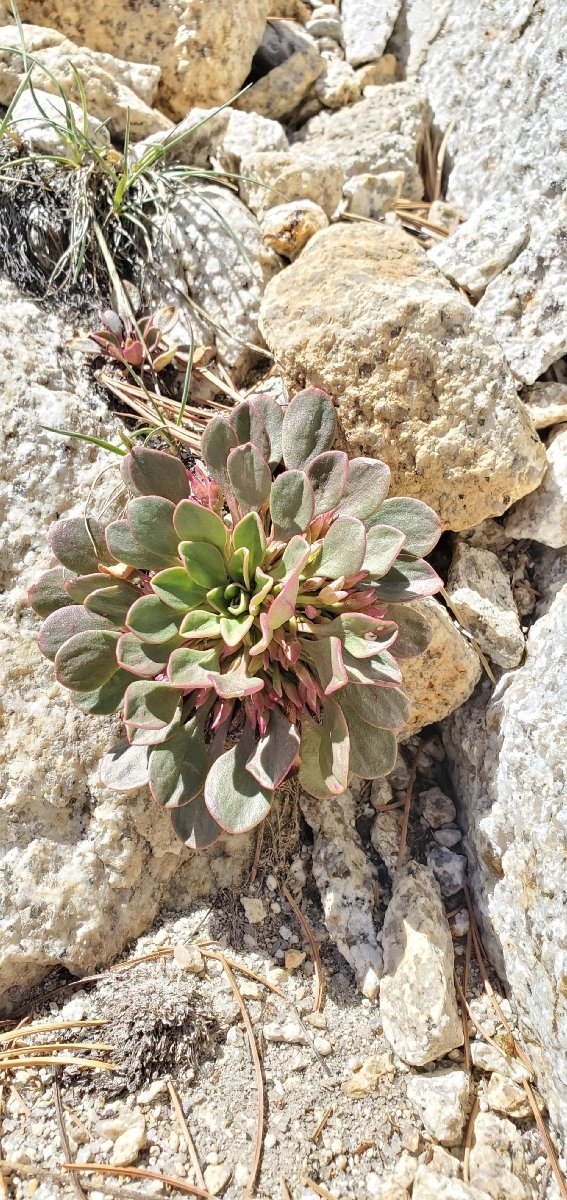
[343,649,402,686]
[179,541,227,590]
[301,635,347,695]
[245,708,300,789]
[250,543,311,654]
[151,567,208,613]
[233,512,266,578]
[387,603,432,658]
[170,794,222,849]
[207,669,264,698]
[66,574,117,604]
[313,613,398,659]
[117,632,181,678]
[298,697,349,800]
[368,497,441,557]
[347,719,397,779]
[120,446,189,503]
[72,668,131,715]
[204,729,273,834]
[201,414,238,491]
[123,680,181,729]
[374,557,443,602]
[174,499,227,551]
[126,595,182,643]
[106,519,176,571]
[127,496,179,558]
[180,609,222,639]
[319,516,366,578]
[149,716,209,807]
[270,470,314,539]
[167,645,220,687]
[227,546,250,589]
[54,629,119,690]
[49,516,112,574]
[127,708,182,746]
[363,525,406,579]
[28,567,74,616]
[39,605,112,660]
[281,388,337,470]
[85,583,139,625]
[219,613,254,648]
[229,400,270,461]
[252,395,283,466]
[226,444,271,515]
[99,741,150,790]
[307,451,348,515]
[336,458,390,521]
[336,682,410,731]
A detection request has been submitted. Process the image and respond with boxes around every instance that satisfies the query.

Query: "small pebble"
[173,943,204,973]
[203,1164,231,1196]
[314,1036,333,1056]
[241,897,267,924]
[285,949,307,970]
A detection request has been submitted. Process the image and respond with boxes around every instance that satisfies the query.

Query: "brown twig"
[463,1093,479,1182]
[280,1179,293,1200]
[461,925,472,1073]
[302,1176,337,1200]
[309,1107,333,1144]
[523,1082,567,1200]
[282,883,324,1012]
[220,956,265,1200]
[62,1162,215,1198]
[396,742,421,871]
[249,822,264,883]
[166,1079,206,1190]
[53,1071,87,1200]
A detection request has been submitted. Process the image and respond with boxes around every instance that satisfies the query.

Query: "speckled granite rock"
[235,19,323,121]
[429,200,530,300]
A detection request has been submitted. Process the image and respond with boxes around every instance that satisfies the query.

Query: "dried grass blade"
[396,741,421,871]
[53,1070,87,1200]
[166,1080,206,1190]
[63,1162,215,1198]
[220,956,264,1200]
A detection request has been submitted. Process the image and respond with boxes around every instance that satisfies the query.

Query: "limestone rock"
[235,20,323,121]
[505,425,567,549]
[259,223,546,530]
[342,1053,395,1097]
[300,790,382,998]
[111,1113,147,1167]
[444,584,567,1142]
[522,383,567,431]
[357,54,398,89]
[0,24,169,141]
[412,1171,492,1200]
[470,1042,533,1087]
[240,149,344,217]
[315,58,361,108]
[371,807,403,874]
[401,600,482,734]
[203,1164,231,1196]
[221,108,289,168]
[306,8,343,40]
[380,862,463,1065]
[260,199,328,259]
[406,1069,471,1145]
[426,846,467,896]
[469,1111,529,1200]
[292,86,430,199]
[421,787,456,830]
[429,201,530,300]
[446,544,525,669]
[0,281,251,1008]
[18,0,271,120]
[9,88,109,156]
[342,0,403,67]
[343,170,404,216]
[485,1074,532,1120]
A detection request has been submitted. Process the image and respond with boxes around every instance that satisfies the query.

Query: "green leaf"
[167,645,221,687]
[313,613,397,659]
[368,497,441,557]
[149,716,209,807]
[347,719,397,779]
[126,595,182,643]
[298,697,349,800]
[387,603,432,658]
[174,499,227,550]
[233,512,266,577]
[121,446,189,503]
[49,516,113,574]
[207,669,264,698]
[54,629,119,691]
[363,525,406,578]
[245,708,300,789]
[179,541,227,590]
[336,682,410,731]
[219,613,254,648]
[39,605,112,660]
[66,573,117,604]
[99,741,150,791]
[227,444,272,515]
[170,794,222,850]
[270,470,315,539]
[249,568,274,615]
[117,633,181,678]
[336,458,391,521]
[319,516,366,578]
[250,543,311,655]
[306,451,348,515]
[201,414,238,491]
[252,395,284,466]
[106,519,176,571]
[28,567,74,617]
[127,710,183,746]
[229,400,270,461]
[204,730,273,834]
[72,668,131,715]
[151,567,208,613]
[300,636,347,695]
[127,496,179,558]
[343,649,402,686]
[124,680,182,729]
[85,583,139,625]
[227,546,250,589]
[374,557,443,602]
[179,609,222,639]
[281,388,337,470]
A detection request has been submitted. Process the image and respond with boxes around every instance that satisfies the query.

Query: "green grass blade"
[41,426,127,455]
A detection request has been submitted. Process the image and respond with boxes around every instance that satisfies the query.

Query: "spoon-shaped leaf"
[149,716,209,807]
[270,470,314,539]
[127,496,179,558]
[120,446,189,503]
[49,516,113,574]
[39,605,112,660]
[28,567,74,616]
[245,708,300,789]
[281,388,337,470]
[227,444,271,515]
[179,541,227,590]
[298,697,349,800]
[174,499,227,551]
[127,595,182,644]
[319,516,366,578]
[348,719,397,779]
[336,458,390,521]
[367,497,441,557]
[100,741,150,791]
[170,793,222,849]
[151,568,208,613]
[201,414,238,491]
[363,525,406,579]
[54,629,119,690]
[229,400,270,461]
[123,680,181,729]
[387,603,432,658]
[205,729,273,834]
[307,450,348,515]
[374,557,443,602]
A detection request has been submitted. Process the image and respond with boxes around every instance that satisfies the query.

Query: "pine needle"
[220,955,265,1200]
[282,883,324,1012]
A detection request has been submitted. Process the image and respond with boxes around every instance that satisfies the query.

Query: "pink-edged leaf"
[336,682,410,732]
[204,725,273,834]
[229,400,270,461]
[298,697,350,800]
[167,645,220,687]
[148,715,208,808]
[245,708,300,789]
[270,470,315,539]
[49,516,113,574]
[207,669,264,698]
[227,443,272,515]
[319,516,366,578]
[38,605,112,660]
[336,458,390,521]
[343,649,402,686]
[368,497,441,557]
[120,446,189,503]
[387,603,432,658]
[310,612,398,659]
[201,414,238,491]
[281,388,337,470]
[363,524,406,579]
[374,557,443,602]
[170,793,223,849]
[250,544,311,655]
[28,566,74,617]
[300,635,347,695]
[123,680,182,729]
[99,741,150,791]
[306,450,349,515]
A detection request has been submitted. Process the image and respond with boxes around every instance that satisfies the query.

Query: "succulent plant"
[29,389,443,850]
[80,306,179,372]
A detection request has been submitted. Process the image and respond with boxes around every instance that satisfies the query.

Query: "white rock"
[203,1164,232,1196]
[260,199,328,259]
[380,862,463,1065]
[315,58,361,108]
[486,1073,532,1120]
[342,0,403,66]
[241,896,267,924]
[342,1053,395,1096]
[306,10,343,39]
[240,149,344,218]
[505,425,567,549]
[343,170,404,216]
[413,1169,492,1200]
[300,790,382,996]
[435,827,462,849]
[425,1146,462,1177]
[371,808,403,874]
[221,107,289,169]
[236,20,324,121]
[429,202,530,300]
[406,1069,471,1145]
[172,943,205,973]
[469,1111,529,1200]
[421,787,456,830]
[263,1018,308,1045]
[426,846,467,896]
[9,88,109,156]
[446,543,525,669]
[110,1113,147,1166]
[470,1043,532,1086]
[444,585,567,1141]
[522,383,567,431]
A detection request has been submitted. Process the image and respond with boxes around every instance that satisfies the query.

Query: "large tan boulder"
[259,223,546,531]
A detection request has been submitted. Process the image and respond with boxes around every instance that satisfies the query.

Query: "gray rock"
[342,0,403,66]
[469,1111,529,1200]
[444,584,567,1142]
[406,1068,471,1145]
[371,807,403,874]
[301,789,382,998]
[235,20,324,121]
[470,1042,533,1086]
[380,862,463,1065]
[426,846,467,896]
[412,1170,492,1200]
[429,201,530,300]
[306,11,343,39]
[421,787,456,829]
[434,827,462,849]
[292,85,430,198]
[9,88,109,156]
[239,149,344,218]
[505,424,567,549]
[522,383,567,432]
[446,543,525,669]
[343,170,404,215]
[314,57,361,108]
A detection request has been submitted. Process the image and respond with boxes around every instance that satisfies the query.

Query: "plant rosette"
[29,389,443,850]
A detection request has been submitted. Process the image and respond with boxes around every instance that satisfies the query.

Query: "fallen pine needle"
[310,1107,333,1144]
[201,949,286,999]
[0,1021,109,1043]
[522,1081,567,1200]
[282,883,324,1011]
[167,1079,206,1190]
[463,1093,479,1182]
[302,1176,337,1200]
[0,1057,116,1072]
[396,742,421,871]
[220,956,265,1200]
[53,1071,87,1200]
[280,1179,293,1200]
[62,1162,215,1198]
